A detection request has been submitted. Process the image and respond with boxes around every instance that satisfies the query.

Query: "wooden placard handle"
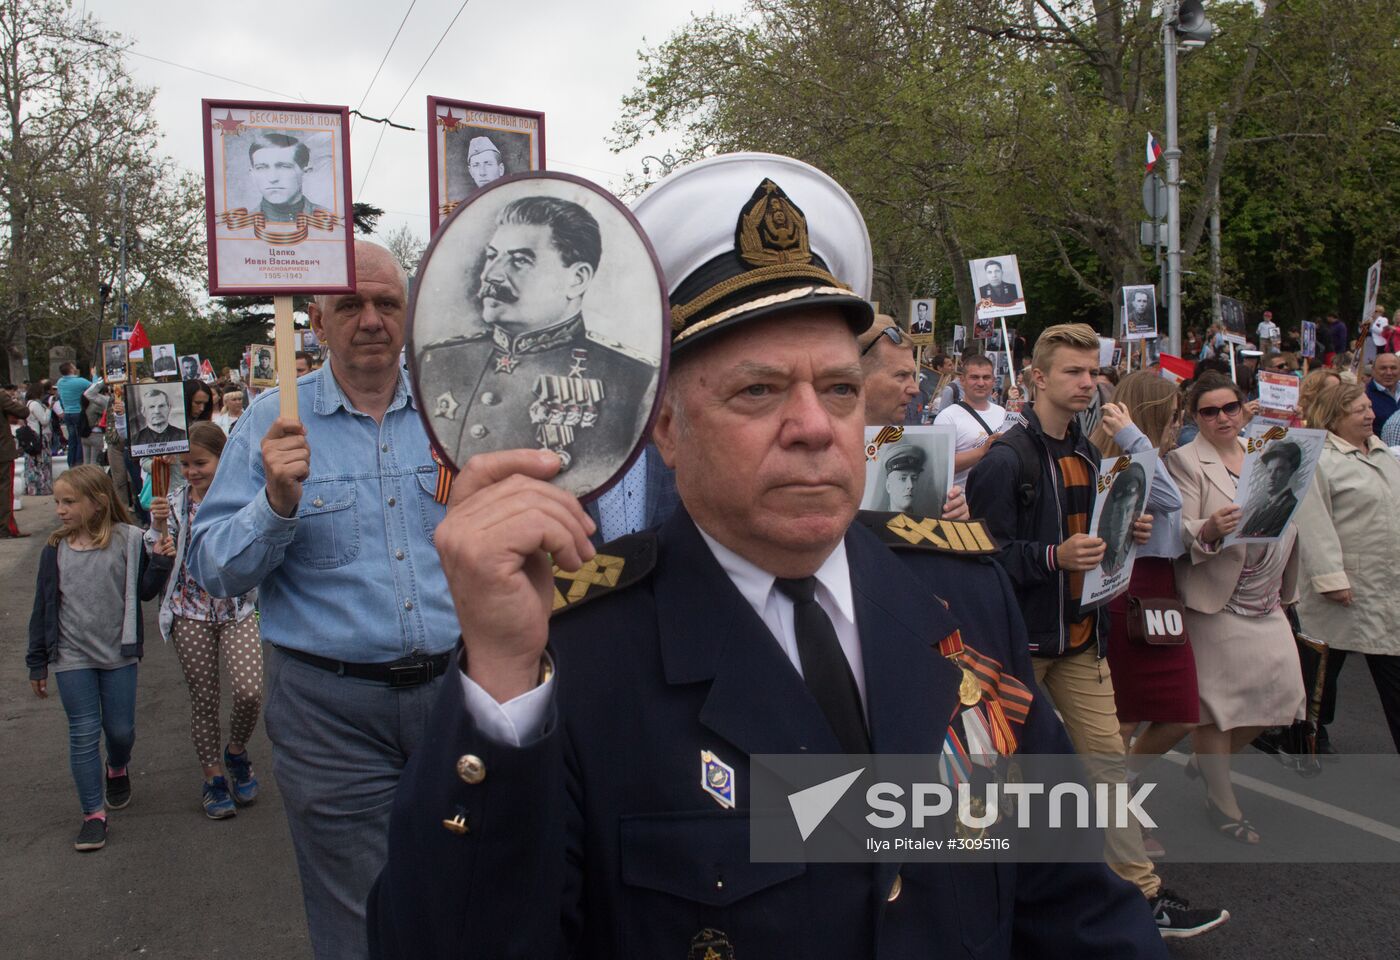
[151,457,171,535]
[275,296,298,420]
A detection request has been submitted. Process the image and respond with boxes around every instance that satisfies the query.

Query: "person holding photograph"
[1293,383,1400,753]
[1097,463,1147,577]
[1166,372,1304,845]
[148,422,263,819]
[966,325,1224,935]
[26,466,175,851]
[1091,374,1195,860]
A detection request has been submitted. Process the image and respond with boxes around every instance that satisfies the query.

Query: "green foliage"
[616,0,1400,342]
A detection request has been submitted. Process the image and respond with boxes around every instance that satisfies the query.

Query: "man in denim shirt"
[187,241,457,960]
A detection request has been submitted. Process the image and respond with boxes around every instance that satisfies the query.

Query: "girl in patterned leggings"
[148,421,262,819]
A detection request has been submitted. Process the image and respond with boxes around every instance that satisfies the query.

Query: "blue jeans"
[64,413,83,467]
[263,646,443,960]
[54,665,138,815]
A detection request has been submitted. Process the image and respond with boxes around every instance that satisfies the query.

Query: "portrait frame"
[1362,259,1383,326]
[125,380,191,458]
[968,254,1027,321]
[201,98,356,296]
[177,353,202,382]
[427,96,546,234]
[860,425,957,518]
[1081,450,1157,607]
[99,339,129,386]
[972,316,995,341]
[1220,295,1248,345]
[248,343,278,389]
[951,324,966,357]
[907,298,936,348]
[1121,285,1158,341]
[406,170,670,504]
[1224,426,1326,546]
[1300,321,1317,360]
[152,343,179,379]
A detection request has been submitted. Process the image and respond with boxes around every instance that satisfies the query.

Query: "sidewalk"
[0,494,308,959]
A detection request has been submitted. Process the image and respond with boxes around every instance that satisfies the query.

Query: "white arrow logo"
[787,768,864,841]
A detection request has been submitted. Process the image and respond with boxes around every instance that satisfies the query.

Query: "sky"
[85,0,748,244]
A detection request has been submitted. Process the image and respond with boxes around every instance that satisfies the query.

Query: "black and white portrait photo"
[152,343,178,378]
[202,100,354,295]
[1363,259,1382,326]
[1081,450,1157,606]
[1226,428,1326,545]
[429,98,545,231]
[249,344,277,389]
[1122,285,1158,341]
[100,339,129,385]
[409,172,667,500]
[952,324,966,356]
[1220,295,1248,345]
[125,381,190,458]
[968,254,1026,321]
[860,425,956,517]
[178,354,202,381]
[908,298,935,347]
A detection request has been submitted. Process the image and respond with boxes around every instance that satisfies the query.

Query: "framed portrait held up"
[125,380,191,458]
[1219,295,1248,345]
[1362,259,1383,326]
[100,339,129,385]
[1121,285,1158,341]
[428,97,545,233]
[201,99,355,296]
[1081,450,1158,607]
[178,354,202,381]
[907,298,936,348]
[1300,321,1317,359]
[1224,426,1326,546]
[152,343,178,378]
[860,425,957,518]
[407,171,668,502]
[968,254,1026,321]
[248,344,278,389]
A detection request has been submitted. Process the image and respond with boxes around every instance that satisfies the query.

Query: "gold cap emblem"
[737,178,812,267]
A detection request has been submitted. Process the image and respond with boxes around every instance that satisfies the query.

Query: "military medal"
[700,750,736,809]
[959,667,982,706]
[689,928,735,960]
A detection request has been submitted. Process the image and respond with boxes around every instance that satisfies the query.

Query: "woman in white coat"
[1293,382,1400,753]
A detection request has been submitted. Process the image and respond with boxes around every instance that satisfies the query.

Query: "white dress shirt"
[459,522,864,745]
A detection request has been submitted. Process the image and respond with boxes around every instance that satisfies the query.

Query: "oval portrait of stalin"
[407,171,669,500]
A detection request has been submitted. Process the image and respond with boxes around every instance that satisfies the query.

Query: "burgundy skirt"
[1105,558,1200,724]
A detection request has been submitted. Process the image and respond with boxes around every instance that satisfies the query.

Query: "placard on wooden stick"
[200,98,357,418]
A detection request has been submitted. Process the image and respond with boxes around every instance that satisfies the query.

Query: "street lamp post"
[641,153,679,178]
[1162,6,1183,356]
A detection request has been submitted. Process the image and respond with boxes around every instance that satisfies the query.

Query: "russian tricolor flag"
[1146,132,1163,171]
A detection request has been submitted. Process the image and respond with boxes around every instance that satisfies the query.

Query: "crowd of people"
[6,154,1399,959]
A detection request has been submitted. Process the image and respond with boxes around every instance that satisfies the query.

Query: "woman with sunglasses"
[1165,372,1305,845]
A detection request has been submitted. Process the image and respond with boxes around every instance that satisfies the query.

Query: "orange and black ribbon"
[217,209,342,244]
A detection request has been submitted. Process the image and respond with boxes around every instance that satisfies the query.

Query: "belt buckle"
[388,660,431,688]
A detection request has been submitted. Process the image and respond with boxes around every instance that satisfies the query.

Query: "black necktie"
[774,577,871,754]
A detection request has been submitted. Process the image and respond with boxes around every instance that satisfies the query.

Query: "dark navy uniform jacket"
[368,508,1166,959]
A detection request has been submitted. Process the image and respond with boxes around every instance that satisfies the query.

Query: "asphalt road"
[1,487,1397,958]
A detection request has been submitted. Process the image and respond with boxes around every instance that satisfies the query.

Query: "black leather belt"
[274,645,453,688]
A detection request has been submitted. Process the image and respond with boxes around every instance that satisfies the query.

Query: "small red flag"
[1159,353,1195,382]
[128,319,151,352]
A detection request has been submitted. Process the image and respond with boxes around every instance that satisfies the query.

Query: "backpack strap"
[955,400,995,437]
[996,423,1042,539]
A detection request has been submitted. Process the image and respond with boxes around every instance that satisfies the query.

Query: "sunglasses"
[1197,401,1243,420]
[861,325,906,357]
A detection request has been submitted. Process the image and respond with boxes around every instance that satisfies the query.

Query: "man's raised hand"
[435,449,597,703]
[262,417,310,518]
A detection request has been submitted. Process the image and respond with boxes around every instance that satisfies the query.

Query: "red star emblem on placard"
[438,112,463,131]
[494,352,518,374]
[213,110,243,135]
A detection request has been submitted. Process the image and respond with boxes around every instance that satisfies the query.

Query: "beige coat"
[1165,434,1298,614]
[1294,432,1400,655]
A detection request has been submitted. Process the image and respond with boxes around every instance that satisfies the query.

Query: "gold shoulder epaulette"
[856,511,999,555]
[550,531,658,615]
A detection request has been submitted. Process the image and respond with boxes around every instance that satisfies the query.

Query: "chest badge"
[434,391,460,420]
[700,750,736,809]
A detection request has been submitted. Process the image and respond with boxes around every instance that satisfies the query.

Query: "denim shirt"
[186,359,457,662]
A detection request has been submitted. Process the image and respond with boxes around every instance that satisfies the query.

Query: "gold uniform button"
[887,873,902,902]
[441,813,469,835]
[457,754,486,785]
